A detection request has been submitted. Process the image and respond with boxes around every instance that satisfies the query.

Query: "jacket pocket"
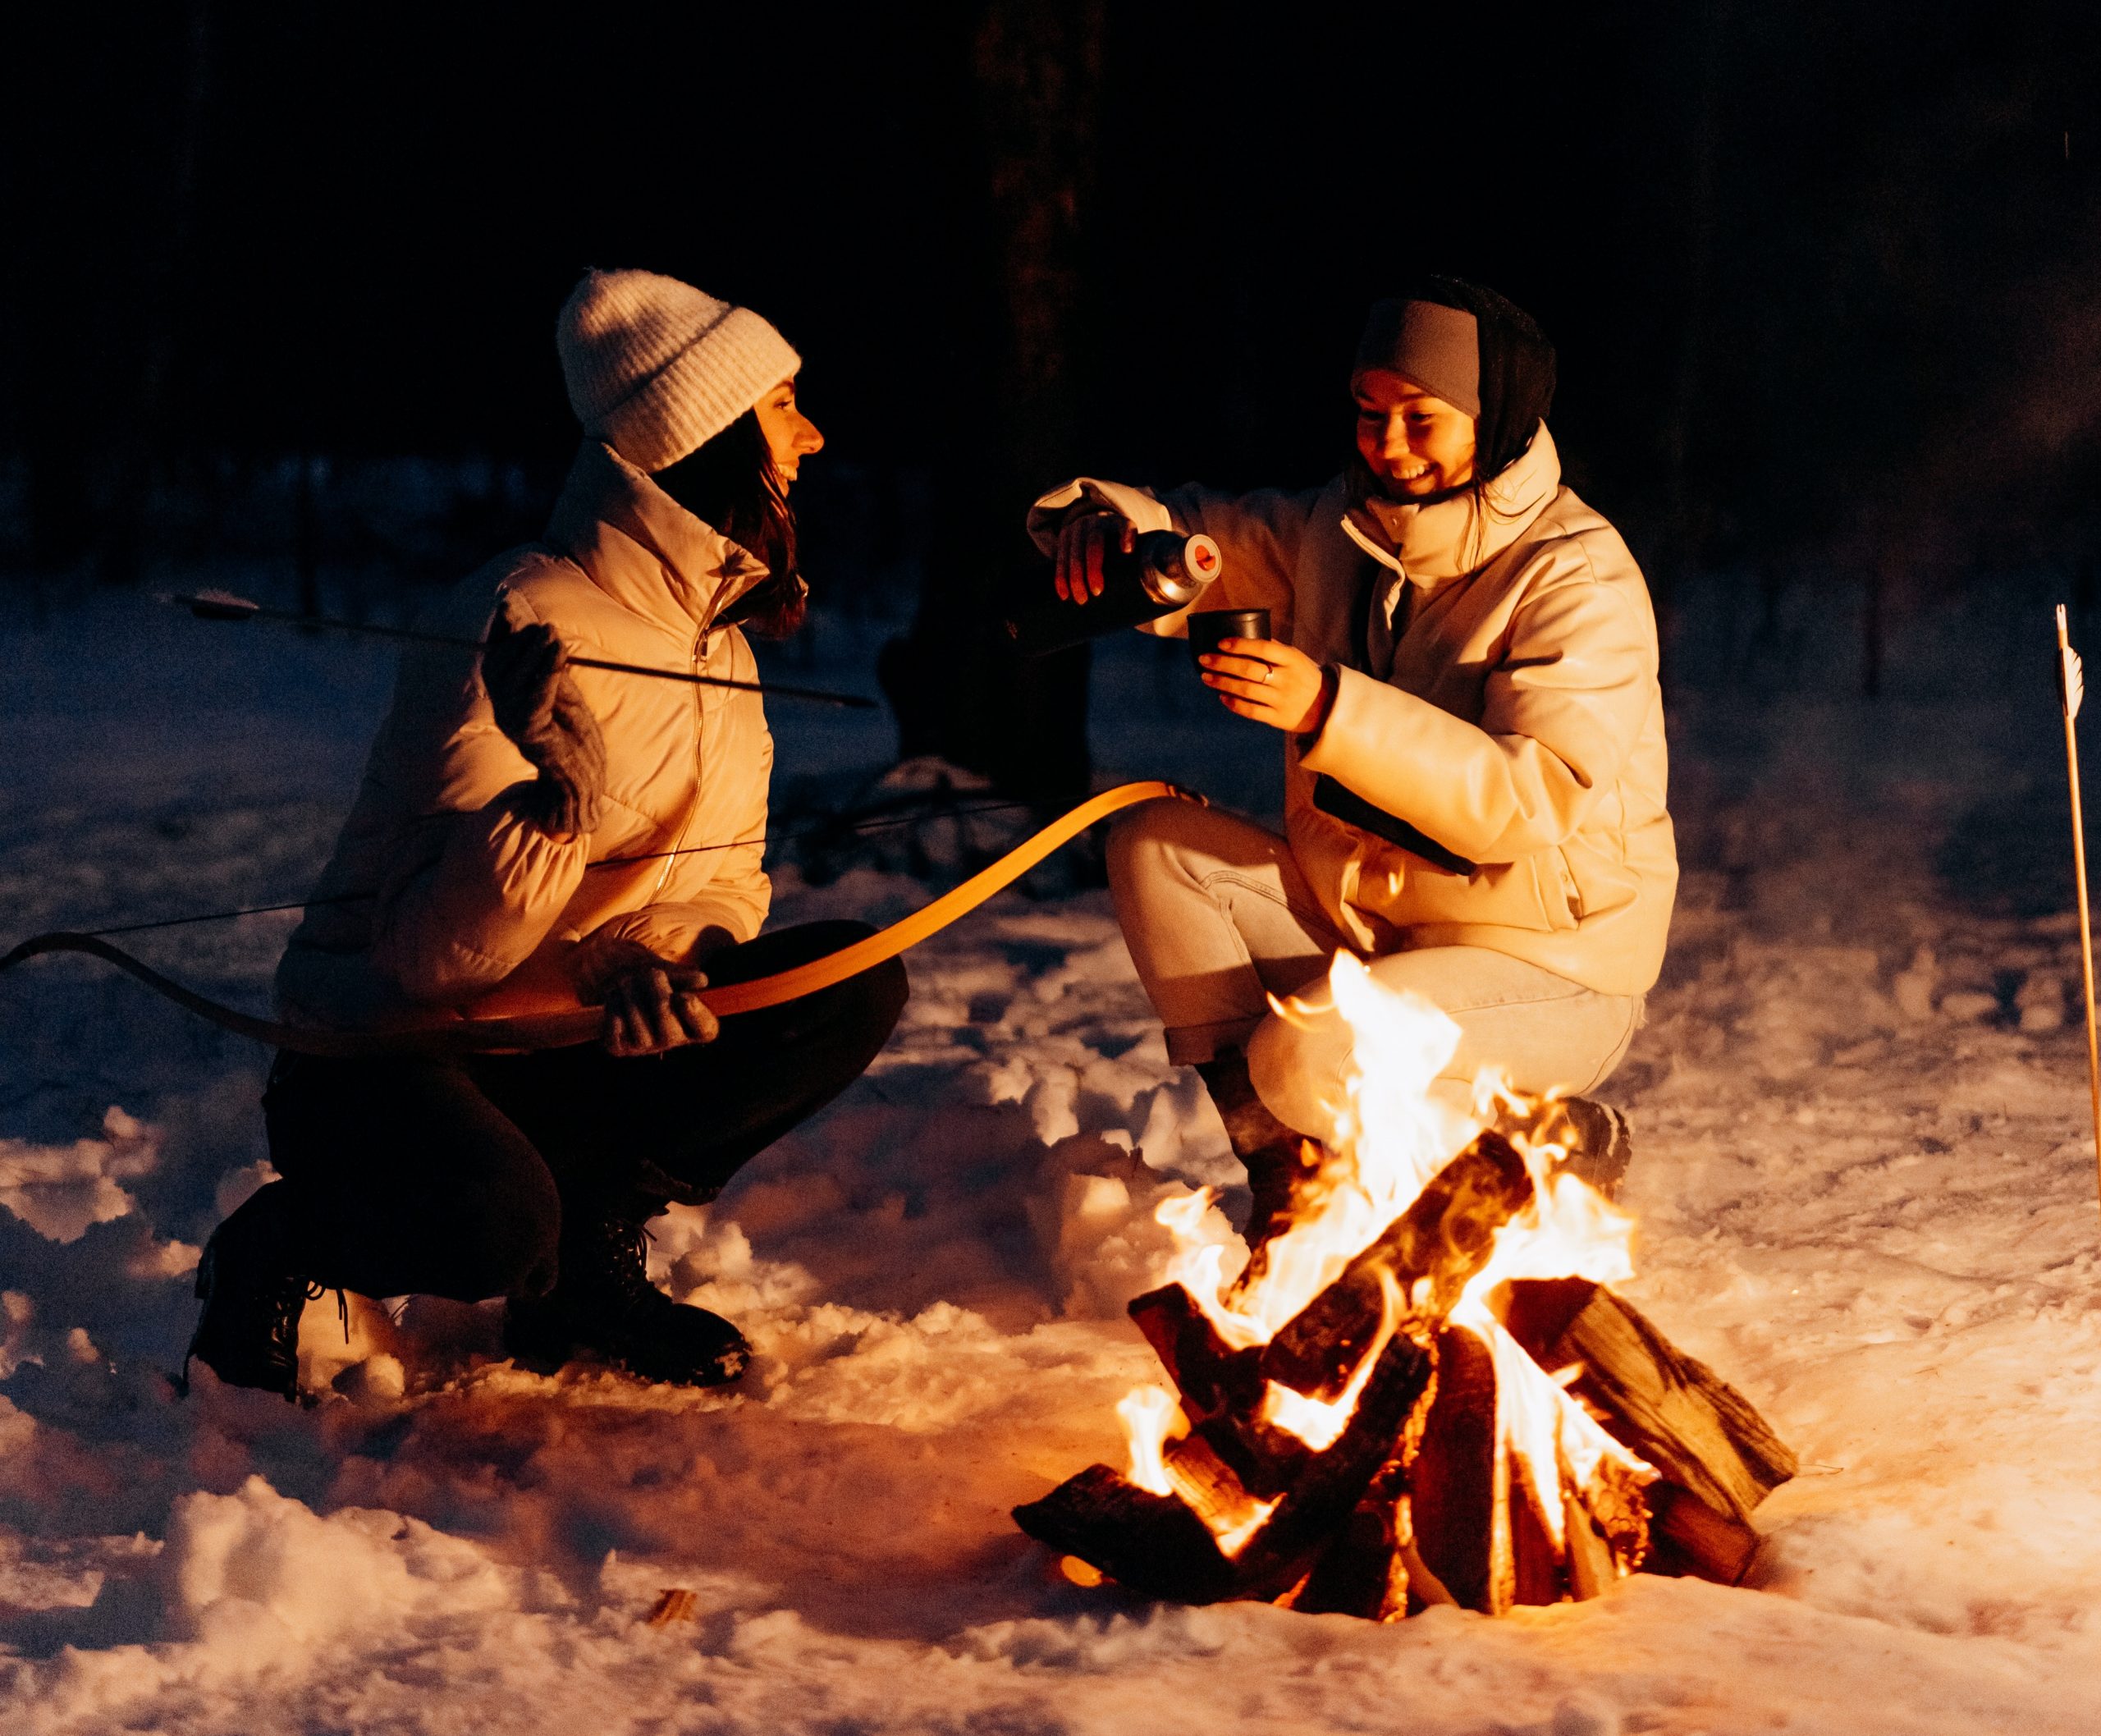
[1354,842,1582,934]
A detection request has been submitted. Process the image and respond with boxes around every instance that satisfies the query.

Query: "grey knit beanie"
[556,268,801,473]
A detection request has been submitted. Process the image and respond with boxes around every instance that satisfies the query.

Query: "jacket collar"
[544,440,770,638]
[1339,420,1561,589]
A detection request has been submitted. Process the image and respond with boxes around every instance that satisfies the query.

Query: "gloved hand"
[483,599,606,840]
[583,939,721,1057]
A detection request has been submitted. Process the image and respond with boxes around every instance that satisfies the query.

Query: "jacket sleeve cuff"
[1024,477,1177,556]
[1299,665,1403,777]
[568,902,749,998]
[1294,663,1343,750]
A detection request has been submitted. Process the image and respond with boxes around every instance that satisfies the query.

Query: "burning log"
[1014,1331,1435,1605]
[1016,955,1797,1623]
[1496,1277,1797,1585]
[1406,1323,1504,1611]
[1261,1131,1532,1402]
[1012,1465,1238,1604]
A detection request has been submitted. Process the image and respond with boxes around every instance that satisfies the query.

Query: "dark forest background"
[3,0,2100,792]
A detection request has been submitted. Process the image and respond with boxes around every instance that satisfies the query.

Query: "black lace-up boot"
[182,1181,312,1402]
[503,1201,750,1388]
[1514,1095,1635,1199]
[1195,1049,1322,1261]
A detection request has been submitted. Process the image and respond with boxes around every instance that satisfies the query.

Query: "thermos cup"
[1185,607,1270,667]
[1004,529,1224,657]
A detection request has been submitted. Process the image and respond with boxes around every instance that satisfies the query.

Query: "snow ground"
[4,580,2101,1734]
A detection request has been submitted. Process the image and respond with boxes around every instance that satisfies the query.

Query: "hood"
[1340,420,1561,589]
[544,439,771,638]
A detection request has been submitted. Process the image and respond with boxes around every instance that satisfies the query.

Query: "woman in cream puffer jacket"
[185,272,907,1404]
[1035,277,1673,1229]
[275,435,781,1032]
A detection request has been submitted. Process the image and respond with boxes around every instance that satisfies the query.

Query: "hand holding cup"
[1197,632,1333,735]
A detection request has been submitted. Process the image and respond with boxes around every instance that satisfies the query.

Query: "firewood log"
[1010,1465,1238,1603]
[1262,1131,1534,1403]
[1496,1276,1795,1586]
[1228,1329,1437,1602]
[1126,1284,1264,1425]
[1289,1462,1412,1619]
[1126,1283,1311,1498]
[1407,1323,1509,1612]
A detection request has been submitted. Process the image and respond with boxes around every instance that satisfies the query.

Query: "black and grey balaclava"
[1349,277,1558,499]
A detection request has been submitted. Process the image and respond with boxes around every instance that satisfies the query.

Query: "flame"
[1449,1306,1652,1558]
[1211,1493,1281,1558]
[1457,1127,1639,1313]
[1117,1385,1185,1496]
[1261,1267,1407,1451]
[1157,955,1482,1348]
[1117,1381,1281,1557]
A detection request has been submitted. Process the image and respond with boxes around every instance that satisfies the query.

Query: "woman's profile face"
[753,375,824,486]
[1353,369,1476,497]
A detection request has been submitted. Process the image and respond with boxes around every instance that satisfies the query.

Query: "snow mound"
[0,1111,158,1245]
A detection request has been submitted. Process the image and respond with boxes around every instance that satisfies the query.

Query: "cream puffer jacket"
[1028,424,1676,997]
[277,440,774,1028]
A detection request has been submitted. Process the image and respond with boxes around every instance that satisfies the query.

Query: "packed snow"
[4,576,2101,1734]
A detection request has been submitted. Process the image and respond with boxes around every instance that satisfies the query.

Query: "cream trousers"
[1106,799,1644,1138]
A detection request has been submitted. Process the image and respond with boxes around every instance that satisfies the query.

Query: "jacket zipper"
[649,625,710,899]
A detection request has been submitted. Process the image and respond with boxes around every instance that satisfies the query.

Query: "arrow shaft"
[180,598,875,708]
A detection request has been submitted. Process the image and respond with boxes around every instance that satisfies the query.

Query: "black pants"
[262,920,908,1302]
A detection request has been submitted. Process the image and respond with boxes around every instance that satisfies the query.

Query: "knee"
[849,954,910,1043]
[449,1172,561,1301]
[1107,798,1203,899]
[1246,1002,1352,1143]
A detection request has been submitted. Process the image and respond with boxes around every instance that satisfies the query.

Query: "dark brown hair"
[652,409,808,638]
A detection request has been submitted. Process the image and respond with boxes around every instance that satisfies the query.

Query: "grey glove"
[582,938,721,1056]
[482,600,606,839]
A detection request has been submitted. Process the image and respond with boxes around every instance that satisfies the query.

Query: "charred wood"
[1229,1330,1436,1601]
[1011,1464,1237,1604]
[1290,1460,1412,1620]
[1127,1282,1310,1497]
[1261,1132,1534,1402]
[1126,1284,1263,1425]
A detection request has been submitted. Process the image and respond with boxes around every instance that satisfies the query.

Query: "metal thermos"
[1004,529,1224,657]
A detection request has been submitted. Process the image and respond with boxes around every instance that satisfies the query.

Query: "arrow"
[166,590,877,709]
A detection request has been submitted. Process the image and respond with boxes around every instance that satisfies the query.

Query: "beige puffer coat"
[277,440,774,1028]
[1028,424,1676,997]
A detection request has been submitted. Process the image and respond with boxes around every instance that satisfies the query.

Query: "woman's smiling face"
[1353,369,1477,498]
[753,374,824,486]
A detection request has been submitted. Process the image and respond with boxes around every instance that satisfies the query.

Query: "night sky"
[4,1,2100,588]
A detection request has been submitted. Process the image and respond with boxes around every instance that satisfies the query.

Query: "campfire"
[1016,955,1796,1619]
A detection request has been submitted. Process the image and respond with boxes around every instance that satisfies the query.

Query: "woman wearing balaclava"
[1032,277,1674,1247]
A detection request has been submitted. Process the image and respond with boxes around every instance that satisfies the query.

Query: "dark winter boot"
[181,1181,312,1403]
[1195,1049,1322,1264]
[1515,1095,1635,1199]
[504,1203,750,1388]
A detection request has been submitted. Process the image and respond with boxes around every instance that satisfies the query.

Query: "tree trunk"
[880,0,1106,800]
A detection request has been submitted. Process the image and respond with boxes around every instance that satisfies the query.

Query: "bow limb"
[0,781,1199,1059]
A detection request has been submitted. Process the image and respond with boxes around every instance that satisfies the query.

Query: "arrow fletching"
[171,589,263,622]
[2062,606,2086,720]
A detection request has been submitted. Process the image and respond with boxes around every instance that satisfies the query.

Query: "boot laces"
[579,1212,659,1317]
